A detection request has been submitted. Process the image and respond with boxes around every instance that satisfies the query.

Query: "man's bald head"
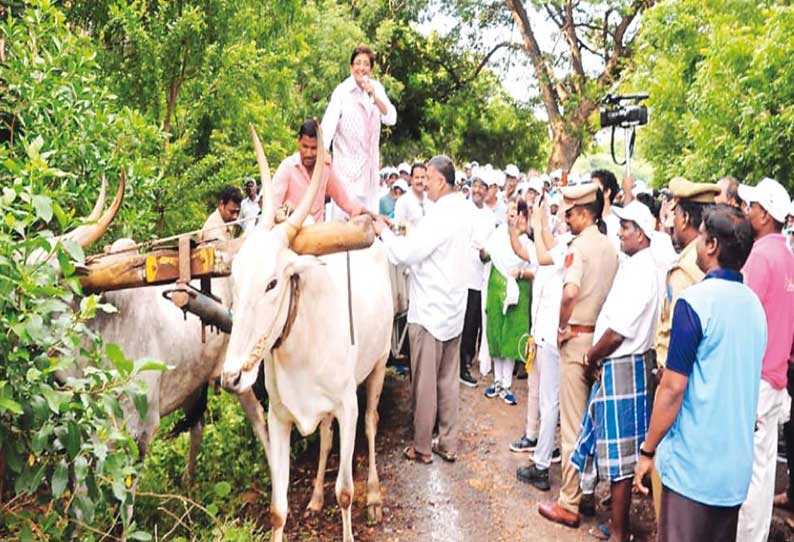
[715,176,739,207]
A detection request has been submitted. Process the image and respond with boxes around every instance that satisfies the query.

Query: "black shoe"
[517,464,550,491]
[580,493,596,517]
[459,368,477,388]
[516,363,528,380]
[551,448,562,463]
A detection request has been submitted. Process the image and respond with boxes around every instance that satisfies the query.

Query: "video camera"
[600,93,649,128]
[600,92,649,176]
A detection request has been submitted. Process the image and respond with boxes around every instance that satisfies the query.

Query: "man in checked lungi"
[570,200,661,541]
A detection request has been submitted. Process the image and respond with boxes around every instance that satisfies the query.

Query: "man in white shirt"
[374,155,473,464]
[239,178,261,233]
[570,201,660,542]
[460,173,496,387]
[394,163,428,229]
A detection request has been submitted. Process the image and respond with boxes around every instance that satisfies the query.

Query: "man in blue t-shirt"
[633,205,767,542]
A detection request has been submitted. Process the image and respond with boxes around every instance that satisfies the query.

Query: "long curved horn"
[249,124,275,230]
[86,175,107,222]
[284,120,324,242]
[68,170,126,248]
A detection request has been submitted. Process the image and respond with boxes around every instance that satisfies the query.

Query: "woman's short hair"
[350,45,375,68]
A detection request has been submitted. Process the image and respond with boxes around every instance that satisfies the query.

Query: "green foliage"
[631,0,794,190]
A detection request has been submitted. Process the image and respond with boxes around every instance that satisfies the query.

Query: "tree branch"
[505,0,562,125]
[597,0,654,89]
[560,0,586,94]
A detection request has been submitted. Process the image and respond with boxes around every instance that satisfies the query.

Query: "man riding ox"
[221,123,393,542]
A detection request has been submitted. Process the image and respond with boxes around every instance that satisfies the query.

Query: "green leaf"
[206,503,219,516]
[73,456,88,482]
[106,344,133,376]
[213,481,232,498]
[61,238,85,264]
[32,194,53,223]
[0,397,23,415]
[128,532,152,542]
[52,201,68,229]
[134,359,169,373]
[65,421,81,460]
[51,461,69,498]
[132,391,148,420]
[57,249,75,277]
[75,495,95,524]
[19,524,32,542]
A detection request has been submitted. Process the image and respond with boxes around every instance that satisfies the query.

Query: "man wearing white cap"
[398,162,411,183]
[379,177,407,218]
[485,170,507,226]
[736,178,794,542]
[505,164,520,201]
[570,201,660,542]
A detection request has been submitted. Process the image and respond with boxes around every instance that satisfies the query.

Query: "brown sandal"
[403,446,433,464]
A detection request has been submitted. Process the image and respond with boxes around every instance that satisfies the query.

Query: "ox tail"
[169,383,209,437]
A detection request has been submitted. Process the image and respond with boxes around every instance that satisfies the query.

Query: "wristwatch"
[639,442,655,459]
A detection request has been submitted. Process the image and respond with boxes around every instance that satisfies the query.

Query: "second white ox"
[221,126,393,542]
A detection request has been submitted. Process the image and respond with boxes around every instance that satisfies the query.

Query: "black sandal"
[431,442,457,463]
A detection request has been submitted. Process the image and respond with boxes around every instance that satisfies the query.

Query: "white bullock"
[221,125,393,542]
[56,176,270,481]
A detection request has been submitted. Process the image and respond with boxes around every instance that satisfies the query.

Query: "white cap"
[392,179,409,193]
[632,179,653,197]
[738,178,791,223]
[612,201,656,240]
[516,181,529,194]
[491,169,506,188]
[527,176,544,194]
[398,162,411,174]
[789,199,794,217]
[505,164,520,178]
[550,168,563,179]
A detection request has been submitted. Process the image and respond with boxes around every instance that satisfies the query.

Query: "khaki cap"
[668,176,721,209]
[560,183,600,211]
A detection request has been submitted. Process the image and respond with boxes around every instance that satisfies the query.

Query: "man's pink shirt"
[743,233,794,389]
[272,153,363,223]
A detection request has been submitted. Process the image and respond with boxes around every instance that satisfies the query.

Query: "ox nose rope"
[240,275,300,373]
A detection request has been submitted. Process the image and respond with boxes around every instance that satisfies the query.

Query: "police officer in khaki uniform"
[539,183,620,528]
[648,176,720,517]
[655,177,720,368]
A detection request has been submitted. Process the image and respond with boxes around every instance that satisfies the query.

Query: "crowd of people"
[201,44,794,542]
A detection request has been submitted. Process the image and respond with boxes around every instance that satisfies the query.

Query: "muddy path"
[275,371,794,542]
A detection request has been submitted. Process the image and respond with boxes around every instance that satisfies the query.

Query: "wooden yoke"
[78,216,375,294]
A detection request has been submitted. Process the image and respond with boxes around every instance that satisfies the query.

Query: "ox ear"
[282,254,324,278]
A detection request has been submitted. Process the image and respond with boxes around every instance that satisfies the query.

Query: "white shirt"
[530,233,572,347]
[650,230,677,306]
[380,192,473,341]
[394,190,427,229]
[239,196,261,233]
[593,247,660,358]
[604,211,621,253]
[464,202,496,291]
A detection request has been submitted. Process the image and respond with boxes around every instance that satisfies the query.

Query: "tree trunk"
[547,123,582,172]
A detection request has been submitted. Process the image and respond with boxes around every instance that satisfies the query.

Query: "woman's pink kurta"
[321,76,397,213]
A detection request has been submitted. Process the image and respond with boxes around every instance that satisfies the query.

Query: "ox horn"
[86,175,107,222]
[284,120,324,243]
[67,170,126,248]
[249,124,275,230]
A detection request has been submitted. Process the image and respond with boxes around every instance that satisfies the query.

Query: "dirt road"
[282,371,794,542]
